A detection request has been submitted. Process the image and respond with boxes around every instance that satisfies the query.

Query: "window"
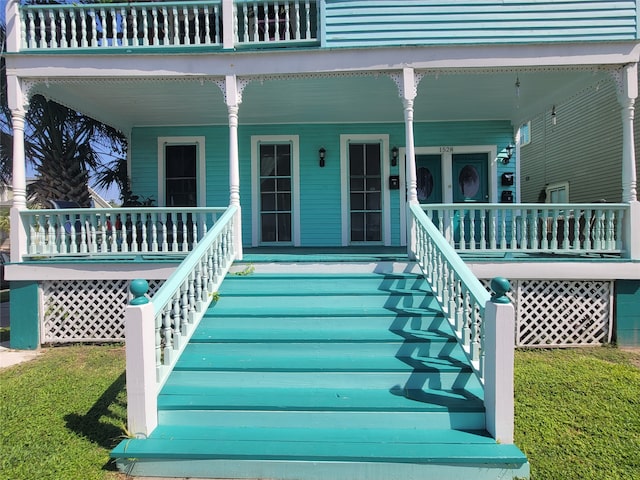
[518,122,531,147]
[157,136,205,207]
[165,145,197,207]
[545,182,569,203]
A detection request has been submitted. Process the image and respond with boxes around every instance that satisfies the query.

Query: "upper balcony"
[11,0,319,52]
[6,0,638,54]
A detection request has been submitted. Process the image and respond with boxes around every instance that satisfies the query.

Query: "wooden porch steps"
[111,264,529,479]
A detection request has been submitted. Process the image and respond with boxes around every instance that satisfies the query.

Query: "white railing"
[410,203,515,443]
[422,203,627,254]
[125,205,237,438]
[21,207,228,258]
[15,1,318,51]
[235,0,317,45]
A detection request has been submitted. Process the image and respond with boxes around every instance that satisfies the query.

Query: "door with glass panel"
[349,143,382,243]
[452,153,489,246]
[165,144,197,248]
[259,143,292,243]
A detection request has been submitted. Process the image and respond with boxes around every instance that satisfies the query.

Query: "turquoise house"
[4,1,640,478]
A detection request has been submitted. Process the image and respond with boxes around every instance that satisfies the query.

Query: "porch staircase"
[111,260,529,480]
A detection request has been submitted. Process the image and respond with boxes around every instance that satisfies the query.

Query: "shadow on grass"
[65,371,127,472]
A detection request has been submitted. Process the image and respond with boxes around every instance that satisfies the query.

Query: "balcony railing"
[16,1,318,51]
[422,203,628,255]
[20,206,228,259]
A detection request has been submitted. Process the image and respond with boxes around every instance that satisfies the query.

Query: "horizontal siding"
[324,1,638,47]
[133,120,513,247]
[520,78,640,203]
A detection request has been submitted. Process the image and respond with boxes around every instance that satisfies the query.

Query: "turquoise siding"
[323,1,639,48]
[9,281,40,350]
[131,120,512,247]
[616,280,640,347]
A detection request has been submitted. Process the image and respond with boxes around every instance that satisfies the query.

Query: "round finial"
[130,279,149,305]
[490,277,511,304]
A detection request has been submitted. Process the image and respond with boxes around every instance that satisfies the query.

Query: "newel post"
[125,279,158,438]
[484,277,515,444]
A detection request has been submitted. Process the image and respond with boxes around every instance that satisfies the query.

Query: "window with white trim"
[546,182,569,203]
[518,121,531,147]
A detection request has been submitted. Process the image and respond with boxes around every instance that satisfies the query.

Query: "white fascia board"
[467,261,640,280]
[5,262,180,281]
[6,41,640,79]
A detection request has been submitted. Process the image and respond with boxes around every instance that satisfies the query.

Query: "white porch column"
[8,75,29,263]
[616,63,640,259]
[225,75,243,260]
[400,68,419,258]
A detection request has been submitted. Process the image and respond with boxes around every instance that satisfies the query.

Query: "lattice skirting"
[41,279,164,344]
[481,279,613,347]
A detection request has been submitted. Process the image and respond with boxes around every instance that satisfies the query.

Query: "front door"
[416,154,442,204]
[452,153,489,245]
[349,143,382,243]
[259,143,292,243]
[452,153,488,203]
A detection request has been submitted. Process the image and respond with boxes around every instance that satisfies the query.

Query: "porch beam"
[225,75,244,260]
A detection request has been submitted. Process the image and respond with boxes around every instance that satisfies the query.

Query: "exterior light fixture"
[551,105,557,126]
[391,146,399,167]
[502,144,513,165]
[319,147,326,167]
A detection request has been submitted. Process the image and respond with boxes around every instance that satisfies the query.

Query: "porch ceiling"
[29,68,611,132]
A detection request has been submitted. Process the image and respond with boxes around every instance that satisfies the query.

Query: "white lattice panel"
[481,279,613,347]
[42,279,164,344]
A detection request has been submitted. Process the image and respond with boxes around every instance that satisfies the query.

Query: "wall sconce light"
[502,144,514,165]
[319,147,326,167]
[551,105,557,126]
[391,146,399,167]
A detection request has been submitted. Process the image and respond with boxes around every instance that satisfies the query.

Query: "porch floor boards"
[111,260,529,479]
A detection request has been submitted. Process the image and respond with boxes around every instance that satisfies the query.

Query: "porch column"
[8,75,29,263]
[401,68,419,258]
[616,63,640,259]
[225,75,244,260]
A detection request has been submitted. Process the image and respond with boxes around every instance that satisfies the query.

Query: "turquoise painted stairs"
[112,261,529,479]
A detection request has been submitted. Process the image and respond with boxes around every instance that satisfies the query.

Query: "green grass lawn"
[0,345,638,480]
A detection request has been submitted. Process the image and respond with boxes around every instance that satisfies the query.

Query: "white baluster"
[151,212,158,252]
[253,2,260,42]
[562,210,570,249]
[161,213,168,252]
[59,9,68,48]
[152,7,159,46]
[193,6,201,45]
[305,0,311,39]
[615,209,624,251]
[172,6,180,45]
[132,7,139,46]
[180,281,189,335]
[48,10,58,49]
[163,300,173,364]
[155,308,164,374]
[140,216,148,253]
[141,8,149,46]
[203,6,211,44]
[110,8,118,47]
[90,9,98,47]
[99,8,107,47]
[172,292,181,350]
[66,8,77,48]
[293,0,301,40]
[182,6,189,44]
[162,7,169,45]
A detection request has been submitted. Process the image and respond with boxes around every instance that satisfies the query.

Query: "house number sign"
[439,146,454,153]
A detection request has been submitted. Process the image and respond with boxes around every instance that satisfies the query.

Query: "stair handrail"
[123,205,238,438]
[410,203,516,443]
